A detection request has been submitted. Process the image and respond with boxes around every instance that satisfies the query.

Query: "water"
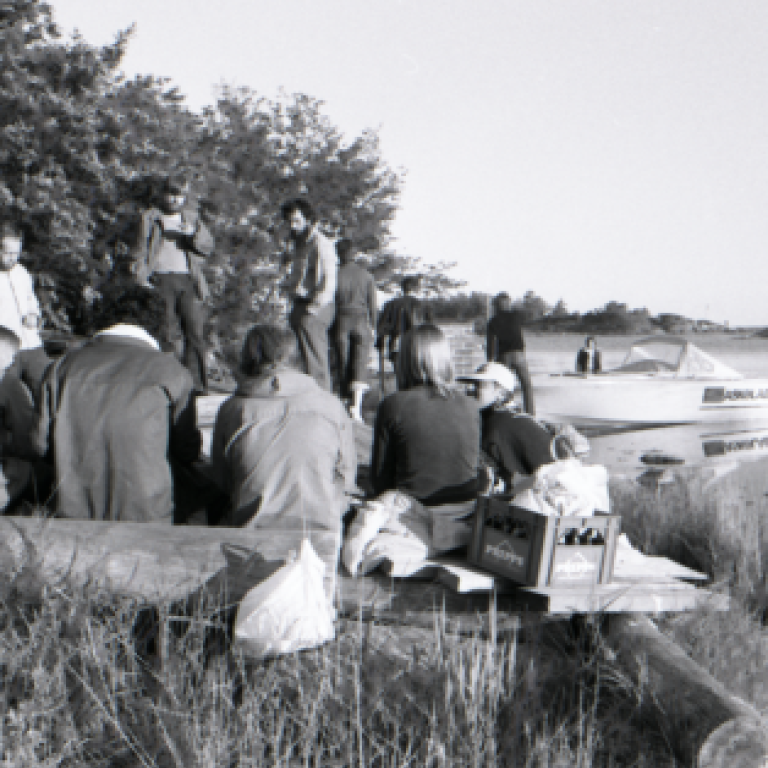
[525,331,768,480]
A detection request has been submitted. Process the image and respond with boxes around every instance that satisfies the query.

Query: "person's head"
[492,292,512,313]
[0,221,23,271]
[161,173,189,214]
[396,324,454,395]
[0,326,21,374]
[585,336,596,349]
[336,238,357,265]
[401,275,420,296]
[280,198,315,238]
[91,285,166,340]
[459,362,518,410]
[241,324,301,378]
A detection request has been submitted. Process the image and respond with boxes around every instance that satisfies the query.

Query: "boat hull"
[534,374,768,428]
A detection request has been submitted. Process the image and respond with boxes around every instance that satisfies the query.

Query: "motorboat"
[534,336,768,428]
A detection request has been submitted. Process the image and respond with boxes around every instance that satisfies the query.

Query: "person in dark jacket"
[375,275,431,374]
[131,173,215,392]
[486,292,535,415]
[334,238,377,421]
[371,324,480,506]
[29,287,202,523]
[460,362,554,492]
[575,336,602,373]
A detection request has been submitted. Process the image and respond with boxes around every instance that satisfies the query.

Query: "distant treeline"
[423,292,727,335]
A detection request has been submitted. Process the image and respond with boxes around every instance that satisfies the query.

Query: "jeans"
[152,273,208,391]
[499,349,535,416]
[335,311,372,397]
[289,300,335,391]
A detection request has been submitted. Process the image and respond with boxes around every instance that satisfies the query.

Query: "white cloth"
[0,265,42,349]
[513,459,610,517]
[95,324,161,351]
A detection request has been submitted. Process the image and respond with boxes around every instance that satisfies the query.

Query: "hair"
[0,325,21,350]
[493,292,512,312]
[163,172,189,195]
[280,198,315,223]
[241,324,300,377]
[336,238,356,264]
[0,220,23,241]
[396,324,454,396]
[585,335,596,345]
[401,275,420,295]
[90,285,166,339]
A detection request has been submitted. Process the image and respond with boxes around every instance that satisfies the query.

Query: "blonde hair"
[396,325,454,396]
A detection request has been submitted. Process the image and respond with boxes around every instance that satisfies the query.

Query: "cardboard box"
[468,496,620,587]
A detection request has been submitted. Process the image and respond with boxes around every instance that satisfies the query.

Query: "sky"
[49,0,768,325]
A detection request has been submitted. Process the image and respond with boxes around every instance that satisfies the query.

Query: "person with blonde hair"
[370,324,480,505]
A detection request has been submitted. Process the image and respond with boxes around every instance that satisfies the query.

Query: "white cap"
[458,362,518,392]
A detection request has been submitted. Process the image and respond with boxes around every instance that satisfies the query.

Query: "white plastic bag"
[234,538,335,659]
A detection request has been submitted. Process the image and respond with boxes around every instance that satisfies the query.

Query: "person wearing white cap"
[459,361,554,492]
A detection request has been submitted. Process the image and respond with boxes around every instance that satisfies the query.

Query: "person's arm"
[337,406,359,494]
[370,399,396,496]
[209,399,232,492]
[189,218,214,258]
[17,268,41,327]
[594,350,602,373]
[27,359,61,462]
[367,273,378,330]
[169,375,202,465]
[576,349,584,373]
[311,232,338,308]
[486,320,498,362]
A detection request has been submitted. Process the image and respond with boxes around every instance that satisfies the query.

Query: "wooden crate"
[467,496,620,588]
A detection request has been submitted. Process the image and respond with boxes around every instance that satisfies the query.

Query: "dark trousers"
[335,311,371,397]
[499,349,535,416]
[152,273,208,391]
[289,300,335,391]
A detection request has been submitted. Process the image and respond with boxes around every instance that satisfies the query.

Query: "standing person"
[29,287,202,523]
[375,275,431,389]
[334,238,377,421]
[281,198,338,391]
[371,325,480,505]
[576,336,602,373]
[210,325,357,531]
[486,292,535,415]
[131,173,214,393]
[0,221,51,397]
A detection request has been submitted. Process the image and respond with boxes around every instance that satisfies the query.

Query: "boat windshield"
[613,338,743,379]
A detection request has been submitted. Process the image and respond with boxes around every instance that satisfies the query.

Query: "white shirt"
[0,264,42,349]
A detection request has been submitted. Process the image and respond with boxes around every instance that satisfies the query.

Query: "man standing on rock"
[281,198,338,391]
[131,173,214,393]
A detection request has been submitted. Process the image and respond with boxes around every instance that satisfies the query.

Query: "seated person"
[0,325,43,512]
[460,362,555,492]
[211,324,357,531]
[29,287,203,523]
[576,336,602,373]
[370,324,481,505]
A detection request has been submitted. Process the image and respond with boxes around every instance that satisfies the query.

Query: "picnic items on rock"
[342,490,476,577]
[234,538,334,659]
[512,458,610,518]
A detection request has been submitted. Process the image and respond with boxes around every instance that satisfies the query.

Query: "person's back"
[372,385,480,505]
[486,308,526,358]
[211,325,357,532]
[36,334,199,521]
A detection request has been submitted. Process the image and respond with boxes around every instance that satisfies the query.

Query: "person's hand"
[177,220,196,237]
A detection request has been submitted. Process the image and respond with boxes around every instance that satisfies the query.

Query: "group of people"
[0,176,588,533]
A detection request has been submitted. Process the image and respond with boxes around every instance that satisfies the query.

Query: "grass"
[3,460,768,766]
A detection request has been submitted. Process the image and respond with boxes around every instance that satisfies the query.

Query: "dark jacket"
[375,296,432,356]
[336,262,377,325]
[486,310,526,359]
[576,347,602,373]
[131,206,215,300]
[481,407,554,483]
[371,386,480,505]
[31,332,201,522]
